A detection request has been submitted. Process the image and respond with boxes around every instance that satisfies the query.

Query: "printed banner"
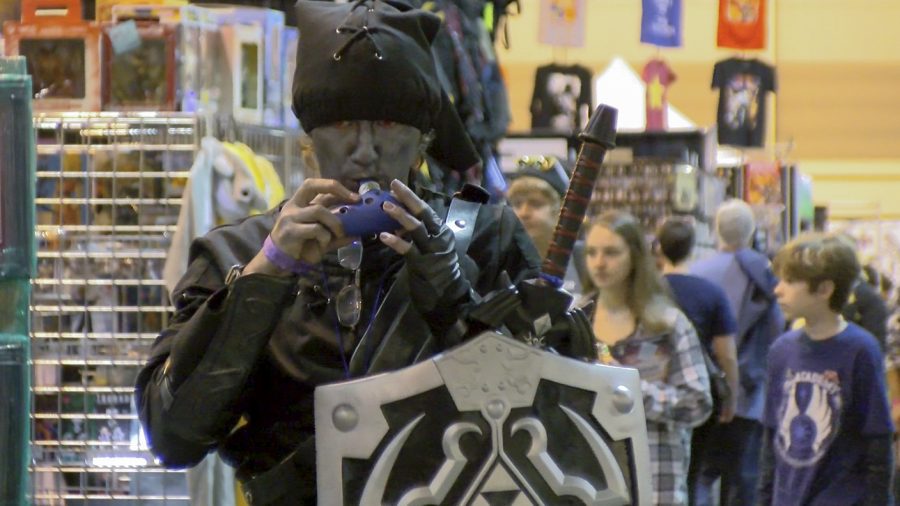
[538,0,586,48]
[717,0,766,50]
[640,0,682,48]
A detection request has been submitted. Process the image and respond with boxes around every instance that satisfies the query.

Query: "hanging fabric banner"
[640,0,682,48]
[717,0,766,49]
[538,0,586,48]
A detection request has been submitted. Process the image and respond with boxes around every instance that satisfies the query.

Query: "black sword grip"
[541,105,618,281]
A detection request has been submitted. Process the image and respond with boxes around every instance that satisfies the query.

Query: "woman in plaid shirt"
[578,210,713,505]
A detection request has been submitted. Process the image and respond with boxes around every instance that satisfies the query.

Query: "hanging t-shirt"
[530,63,593,133]
[763,324,894,506]
[717,0,766,50]
[711,58,776,147]
[640,0,682,48]
[641,58,677,131]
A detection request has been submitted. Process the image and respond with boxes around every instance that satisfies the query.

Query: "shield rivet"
[332,404,359,432]
[487,399,505,419]
[481,384,490,392]
[455,219,467,228]
[480,344,488,353]
[612,385,634,414]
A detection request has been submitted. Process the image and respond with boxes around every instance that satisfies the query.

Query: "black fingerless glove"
[405,206,472,331]
[542,306,597,361]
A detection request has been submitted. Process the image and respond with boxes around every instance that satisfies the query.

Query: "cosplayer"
[136,1,540,503]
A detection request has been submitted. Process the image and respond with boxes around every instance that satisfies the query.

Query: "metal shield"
[315,331,652,505]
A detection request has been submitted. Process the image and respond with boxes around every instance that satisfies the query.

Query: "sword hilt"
[540,105,618,284]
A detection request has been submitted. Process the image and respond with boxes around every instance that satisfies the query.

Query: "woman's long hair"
[585,210,675,334]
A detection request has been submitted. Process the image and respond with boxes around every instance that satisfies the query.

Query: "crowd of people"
[135,1,898,504]
[511,176,896,505]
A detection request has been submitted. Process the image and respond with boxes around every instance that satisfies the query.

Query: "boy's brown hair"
[773,232,861,312]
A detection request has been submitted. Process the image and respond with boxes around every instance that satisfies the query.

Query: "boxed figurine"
[217,22,265,125]
[2,0,101,111]
[100,20,177,111]
[95,0,186,23]
[198,5,284,126]
[110,4,219,112]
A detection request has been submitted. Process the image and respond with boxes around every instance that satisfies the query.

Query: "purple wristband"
[263,235,312,274]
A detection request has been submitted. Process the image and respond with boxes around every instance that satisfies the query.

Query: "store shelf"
[28,110,304,504]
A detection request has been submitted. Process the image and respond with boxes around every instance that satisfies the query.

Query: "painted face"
[509,189,557,241]
[584,224,633,291]
[773,278,821,321]
[310,120,422,191]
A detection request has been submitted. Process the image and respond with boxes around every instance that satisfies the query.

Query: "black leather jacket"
[134,193,540,498]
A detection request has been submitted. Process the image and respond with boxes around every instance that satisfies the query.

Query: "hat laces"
[333,1,385,61]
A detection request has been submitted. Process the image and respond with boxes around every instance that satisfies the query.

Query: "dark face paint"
[310,120,422,191]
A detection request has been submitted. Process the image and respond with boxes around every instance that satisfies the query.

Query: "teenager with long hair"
[578,210,712,506]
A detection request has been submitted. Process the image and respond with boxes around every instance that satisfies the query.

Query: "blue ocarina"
[335,183,403,237]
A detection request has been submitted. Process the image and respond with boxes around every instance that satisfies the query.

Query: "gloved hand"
[542,305,597,361]
[379,179,472,316]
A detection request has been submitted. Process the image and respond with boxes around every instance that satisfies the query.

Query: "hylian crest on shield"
[315,331,653,505]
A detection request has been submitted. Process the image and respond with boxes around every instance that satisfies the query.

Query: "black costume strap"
[446,197,481,256]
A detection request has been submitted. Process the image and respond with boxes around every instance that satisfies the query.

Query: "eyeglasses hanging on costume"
[336,240,362,329]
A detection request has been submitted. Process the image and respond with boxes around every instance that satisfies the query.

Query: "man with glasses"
[135,1,541,504]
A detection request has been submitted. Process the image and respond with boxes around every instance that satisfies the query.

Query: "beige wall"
[496,0,900,219]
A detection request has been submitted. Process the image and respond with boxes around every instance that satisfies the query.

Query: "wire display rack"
[29,111,302,505]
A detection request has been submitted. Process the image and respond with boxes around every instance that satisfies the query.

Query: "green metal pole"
[0,56,35,506]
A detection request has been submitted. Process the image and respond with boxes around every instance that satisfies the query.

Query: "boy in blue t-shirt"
[758,233,894,505]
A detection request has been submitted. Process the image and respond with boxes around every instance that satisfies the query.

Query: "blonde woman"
[579,210,712,506]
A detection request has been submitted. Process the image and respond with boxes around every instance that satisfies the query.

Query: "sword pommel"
[577,105,617,149]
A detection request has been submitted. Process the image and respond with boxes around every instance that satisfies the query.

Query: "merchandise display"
[110,4,219,113]
[220,22,264,125]
[717,0,767,50]
[30,116,192,501]
[200,5,284,126]
[588,161,700,231]
[2,0,102,111]
[641,58,677,131]
[28,111,304,503]
[95,0,187,23]
[639,0,682,48]
[101,21,178,110]
[712,57,777,148]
